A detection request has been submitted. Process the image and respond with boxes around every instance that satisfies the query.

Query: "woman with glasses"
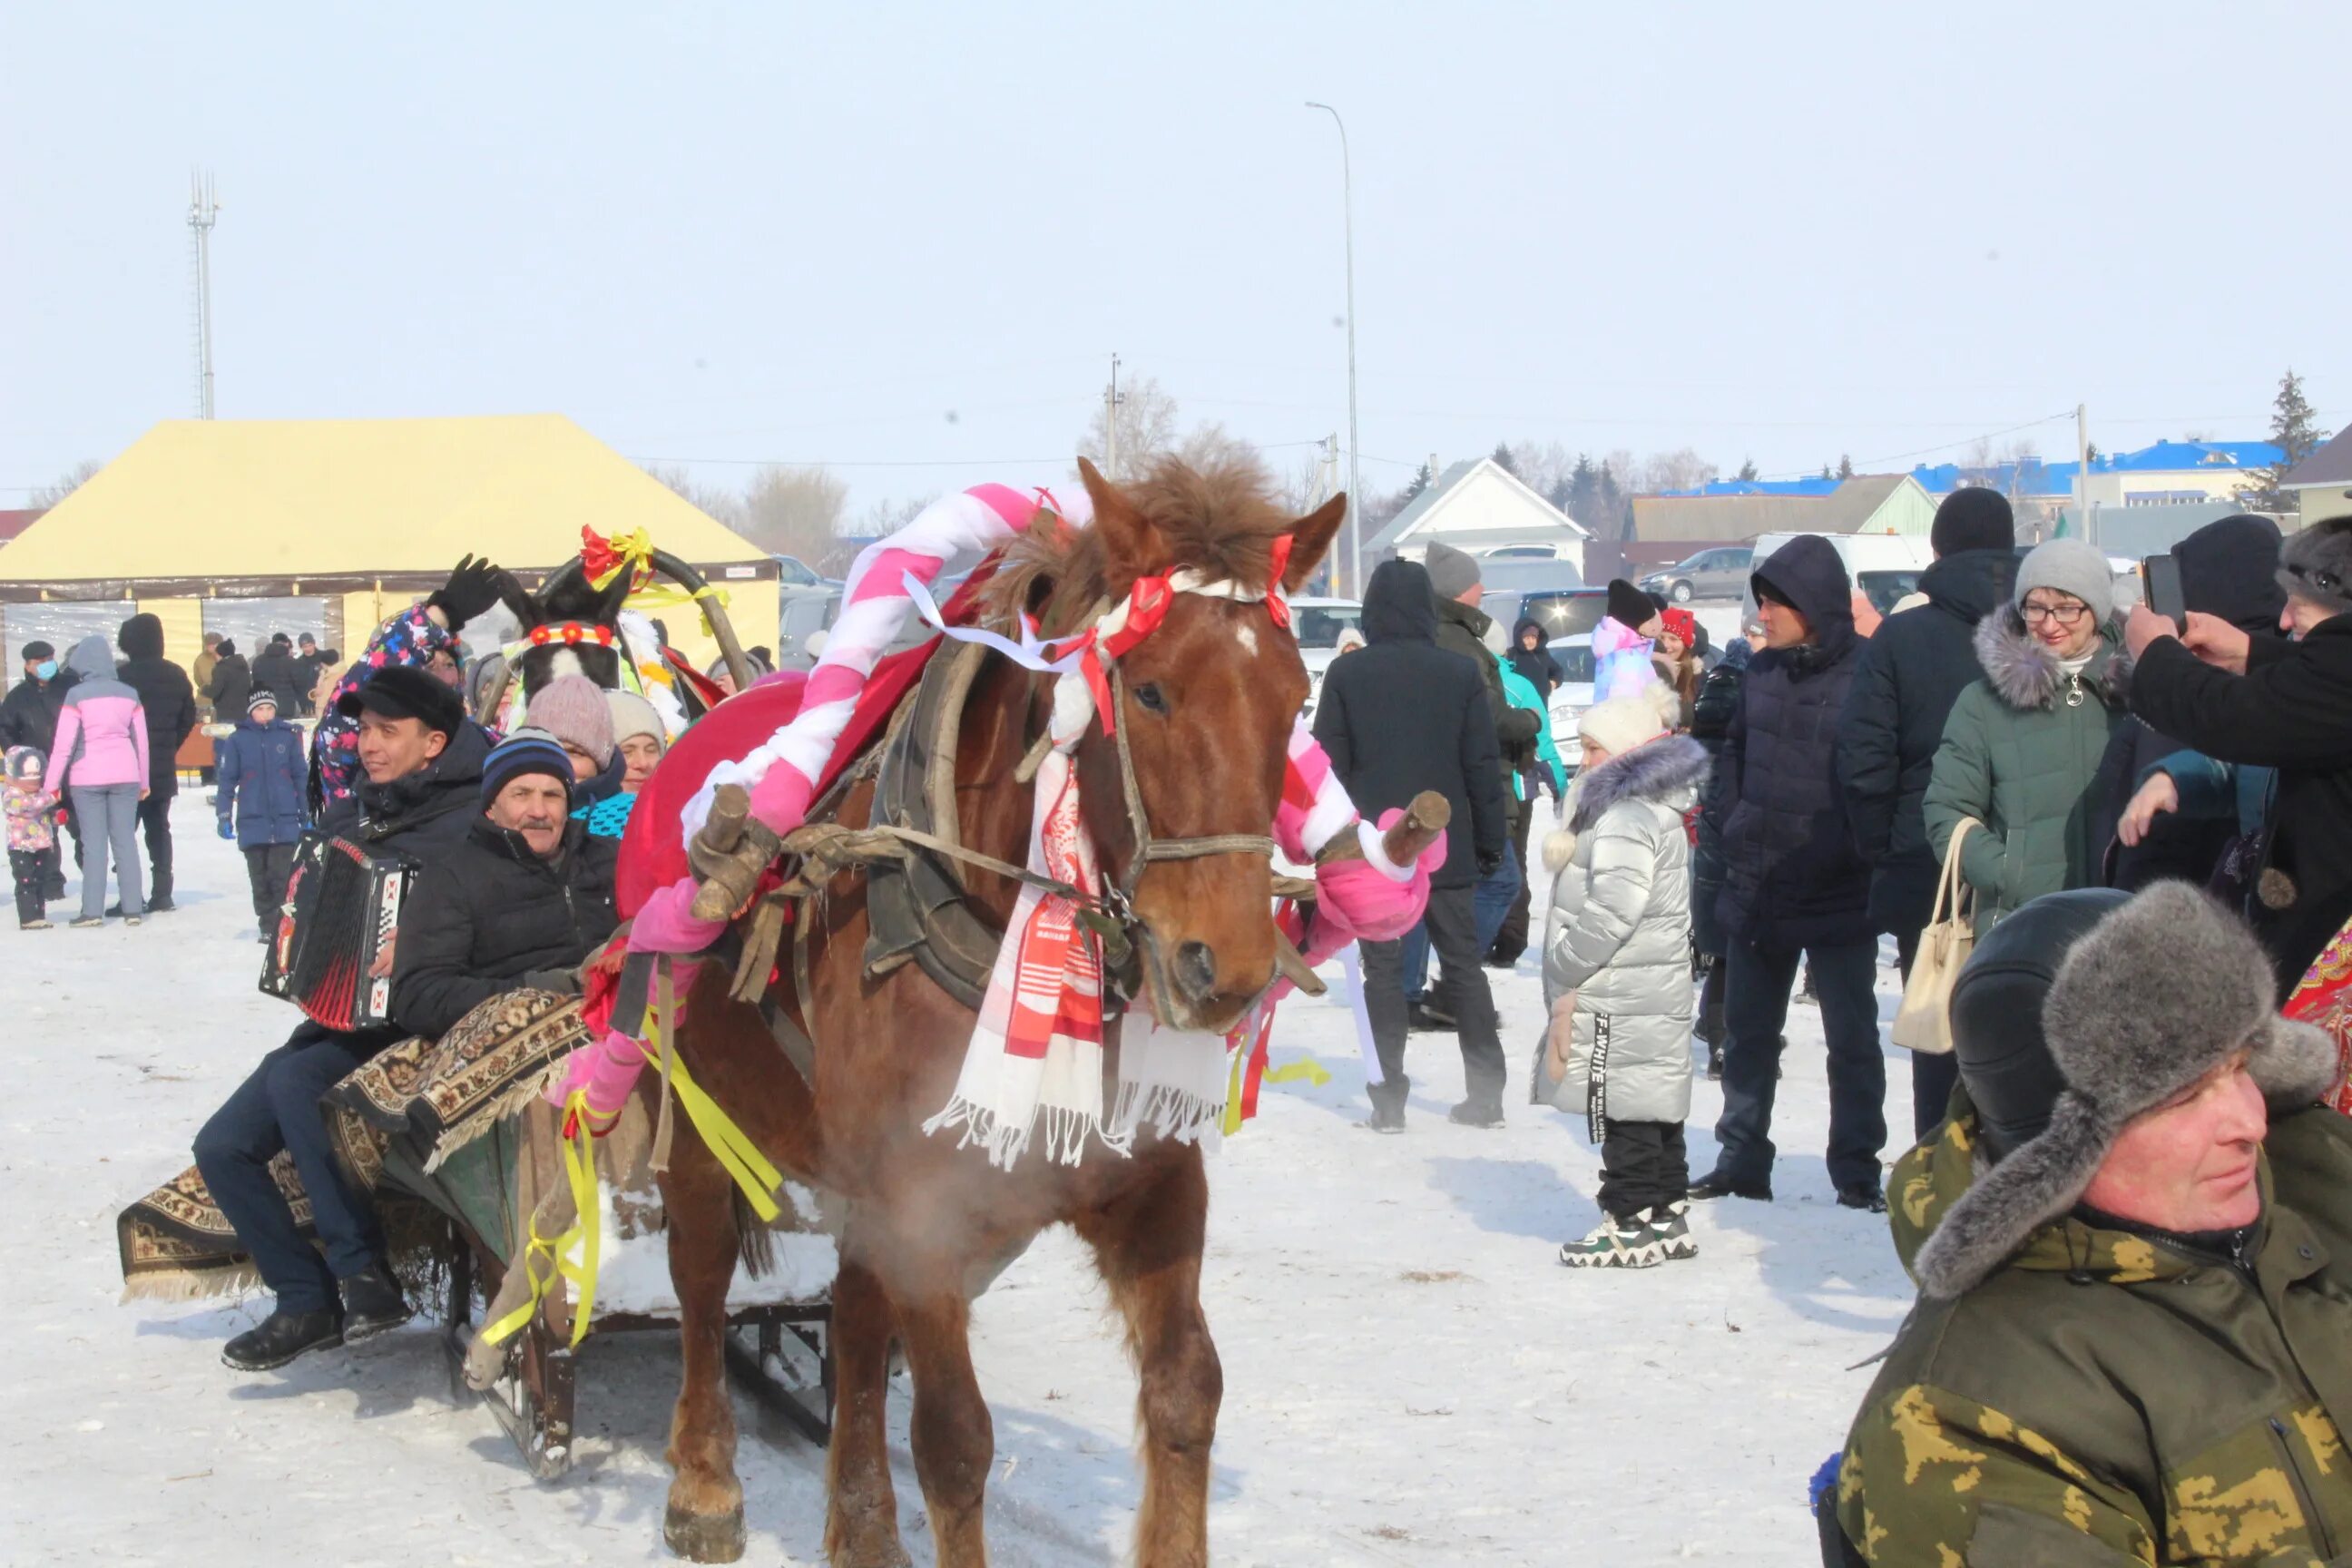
[1923,539,2132,933]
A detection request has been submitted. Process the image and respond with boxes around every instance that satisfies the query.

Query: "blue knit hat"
[480,728,574,808]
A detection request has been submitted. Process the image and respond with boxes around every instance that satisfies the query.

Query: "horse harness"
[727,635,1294,1088]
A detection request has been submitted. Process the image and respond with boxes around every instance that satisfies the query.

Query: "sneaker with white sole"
[1645,1200,1699,1260]
[1559,1214,1664,1269]
[69,916,103,929]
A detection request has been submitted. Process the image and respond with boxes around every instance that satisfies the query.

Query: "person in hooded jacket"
[1923,539,2132,935]
[1836,486,2017,1135]
[42,635,150,926]
[193,665,491,1374]
[1485,652,1569,966]
[203,638,252,724]
[2102,514,2287,893]
[1507,616,1563,698]
[215,691,309,939]
[250,634,305,716]
[1538,686,1710,1268]
[115,612,199,911]
[1828,886,2352,1568]
[1694,537,1886,1209]
[1313,558,1510,1131]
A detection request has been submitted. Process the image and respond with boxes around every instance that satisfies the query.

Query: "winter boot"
[222,1308,344,1372]
[338,1262,413,1345]
[1447,1099,1504,1130]
[1559,1213,1663,1269]
[1645,1200,1699,1261]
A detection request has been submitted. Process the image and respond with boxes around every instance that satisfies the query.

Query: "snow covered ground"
[4,794,1917,1565]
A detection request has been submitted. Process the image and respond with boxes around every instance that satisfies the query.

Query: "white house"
[1362,457,1590,569]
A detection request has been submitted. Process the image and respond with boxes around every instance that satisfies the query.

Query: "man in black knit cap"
[1837,486,2017,1137]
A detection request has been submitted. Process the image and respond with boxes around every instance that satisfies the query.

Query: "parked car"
[1640,546,1753,604]
[1544,633,1598,754]
[1293,596,1363,718]
[1516,586,1611,642]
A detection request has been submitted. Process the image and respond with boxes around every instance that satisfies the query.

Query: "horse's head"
[1051,456,1345,1033]
[511,558,632,696]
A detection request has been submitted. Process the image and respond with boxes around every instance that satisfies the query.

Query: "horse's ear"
[1283,494,1348,593]
[1077,456,1166,585]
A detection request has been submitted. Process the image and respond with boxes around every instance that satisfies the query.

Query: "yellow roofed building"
[0,414,779,684]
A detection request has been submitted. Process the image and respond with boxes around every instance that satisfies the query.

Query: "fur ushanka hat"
[1915,882,2340,1298]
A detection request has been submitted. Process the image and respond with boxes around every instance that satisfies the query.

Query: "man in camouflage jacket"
[1837,885,2352,1565]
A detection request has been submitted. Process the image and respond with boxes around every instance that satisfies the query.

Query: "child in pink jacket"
[42,635,150,926]
[5,745,60,928]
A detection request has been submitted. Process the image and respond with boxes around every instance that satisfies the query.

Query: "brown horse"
[654,456,1349,1566]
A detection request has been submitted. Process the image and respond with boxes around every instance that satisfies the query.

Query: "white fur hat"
[1577,681,1676,756]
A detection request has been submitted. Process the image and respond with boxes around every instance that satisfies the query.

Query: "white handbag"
[1891,819,1981,1055]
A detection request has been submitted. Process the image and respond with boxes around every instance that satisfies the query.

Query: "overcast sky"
[5,1,2344,519]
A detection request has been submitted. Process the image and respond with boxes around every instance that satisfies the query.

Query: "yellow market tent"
[0,414,779,681]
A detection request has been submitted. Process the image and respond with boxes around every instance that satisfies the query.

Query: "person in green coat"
[1924,539,2131,931]
[1834,886,2352,1566]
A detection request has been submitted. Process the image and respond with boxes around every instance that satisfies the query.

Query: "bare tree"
[1634,448,1720,495]
[643,462,747,526]
[27,458,102,509]
[733,465,848,569]
[1077,373,1181,477]
[1503,440,1577,502]
[1277,446,1333,516]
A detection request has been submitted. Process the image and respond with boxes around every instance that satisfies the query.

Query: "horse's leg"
[892,1266,995,1568]
[656,1129,748,1563]
[1074,1151,1222,1568]
[824,1241,912,1568]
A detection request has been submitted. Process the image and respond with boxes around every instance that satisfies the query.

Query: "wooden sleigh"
[386,1088,839,1479]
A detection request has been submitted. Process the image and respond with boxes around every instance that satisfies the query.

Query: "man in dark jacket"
[1507,617,1563,698]
[292,633,333,715]
[203,639,252,721]
[1695,536,1886,1208]
[1425,542,1540,960]
[1314,559,1510,1130]
[1836,488,2015,1135]
[115,612,200,911]
[193,666,489,1374]
[2124,514,2352,993]
[250,633,305,716]
[392,730,619,1041]
[216,691,309,938]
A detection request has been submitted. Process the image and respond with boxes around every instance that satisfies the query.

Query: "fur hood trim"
[1972,608,2132,712]
[1913,883,2341,1298]
[1543,735,1709,872]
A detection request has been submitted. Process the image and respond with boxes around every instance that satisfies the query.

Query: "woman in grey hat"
[1923,539,2132,931]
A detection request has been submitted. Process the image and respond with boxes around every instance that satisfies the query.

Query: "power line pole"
[2076,401,2092,545]
[188,171,220,418]
[1305,102,1360,595]
[1104,352,1123,479]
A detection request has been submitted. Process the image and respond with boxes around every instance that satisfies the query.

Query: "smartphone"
[2141,553,2186,624]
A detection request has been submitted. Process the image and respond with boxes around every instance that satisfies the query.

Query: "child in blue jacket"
[216,691,309,940]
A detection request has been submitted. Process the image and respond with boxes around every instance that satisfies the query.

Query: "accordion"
[259,835,420,1032]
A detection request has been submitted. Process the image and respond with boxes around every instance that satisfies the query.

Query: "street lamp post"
[1305,101,1361,596]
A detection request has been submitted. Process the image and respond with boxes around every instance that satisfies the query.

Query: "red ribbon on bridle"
[1041,533,1295,737]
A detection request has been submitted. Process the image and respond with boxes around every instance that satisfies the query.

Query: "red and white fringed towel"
[920,674,1234,1169]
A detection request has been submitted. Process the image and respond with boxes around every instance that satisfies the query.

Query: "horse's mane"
[980,454,1293,637]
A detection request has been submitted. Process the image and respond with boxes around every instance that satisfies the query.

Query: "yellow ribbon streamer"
[479,1091,604,1350]
[477,1031,784,1352]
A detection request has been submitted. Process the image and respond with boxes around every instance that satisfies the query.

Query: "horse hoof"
[663,1502,747,1563]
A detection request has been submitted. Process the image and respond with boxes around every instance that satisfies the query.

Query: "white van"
[1744,532,1936,619]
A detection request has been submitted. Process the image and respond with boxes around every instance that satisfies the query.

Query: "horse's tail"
[730,1185,775,1280]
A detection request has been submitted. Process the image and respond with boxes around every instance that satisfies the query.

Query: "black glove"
[517,967,583,996]
[426,554,505,632]
[1475,849,1505,877]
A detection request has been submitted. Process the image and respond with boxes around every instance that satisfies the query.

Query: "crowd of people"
[24,495,2352,1564]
